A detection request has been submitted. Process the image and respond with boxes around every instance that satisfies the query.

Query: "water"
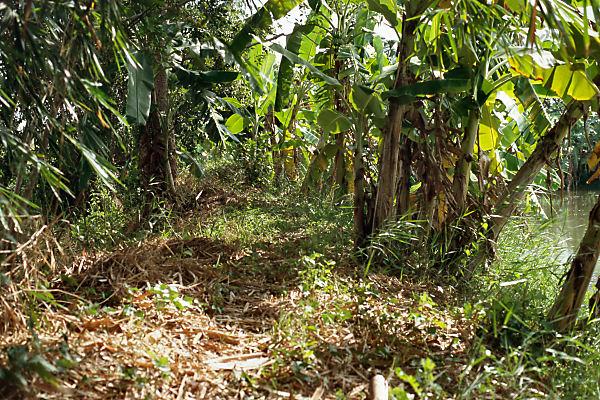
[543,190,600,268]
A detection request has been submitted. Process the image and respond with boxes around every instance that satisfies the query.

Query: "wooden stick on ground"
[369,374,388,400]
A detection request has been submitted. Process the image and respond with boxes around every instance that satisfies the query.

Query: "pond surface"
[542,190,600,268]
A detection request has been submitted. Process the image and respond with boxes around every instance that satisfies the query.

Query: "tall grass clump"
[460,217,600,398]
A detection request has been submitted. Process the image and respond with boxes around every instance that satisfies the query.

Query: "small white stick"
[369,374,389,400]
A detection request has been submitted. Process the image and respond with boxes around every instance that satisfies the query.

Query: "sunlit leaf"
[479,105,500,151]
[225,114,246,135]
[366,0,398,31]
[230,0,303,55]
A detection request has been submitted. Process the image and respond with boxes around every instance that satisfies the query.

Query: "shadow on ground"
[0,190,476,399]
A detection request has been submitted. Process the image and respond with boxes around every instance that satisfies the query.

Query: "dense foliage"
[3,0,600,398]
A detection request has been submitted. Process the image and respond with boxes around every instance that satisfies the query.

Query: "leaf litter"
[0,202,478,399]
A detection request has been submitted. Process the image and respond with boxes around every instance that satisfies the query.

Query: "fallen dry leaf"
[310,386,325,400]
[81,317,118,331]
[205,353,270,371]
[205,329,242,345]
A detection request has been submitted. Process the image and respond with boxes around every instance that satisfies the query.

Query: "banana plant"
[123,0,302,194]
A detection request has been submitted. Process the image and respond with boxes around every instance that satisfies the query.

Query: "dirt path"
[1,204,476,399]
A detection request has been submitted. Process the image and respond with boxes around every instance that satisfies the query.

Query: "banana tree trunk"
[451,106,481,214]
[372,12,419,231]
[374,102,404,230]
[333,131,347,191]
[333,59,348,194]
[463,101,585,275]
[396,134,413,215]
[353,116,368,247]
[548,194,600,331]
[139,64,176,195]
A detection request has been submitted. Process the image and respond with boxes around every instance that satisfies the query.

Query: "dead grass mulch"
[1,225,477,399]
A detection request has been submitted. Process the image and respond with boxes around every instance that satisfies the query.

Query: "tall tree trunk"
[548,194,600,331]
[451,106,481,214]
[396,135,412,215]
[333,59,348,194]
[489,101,584,241]
[464,101,585,275]
[373,102,404,229]
[372,12,419,231]
[353,116,367,247]
[139,64,176,195]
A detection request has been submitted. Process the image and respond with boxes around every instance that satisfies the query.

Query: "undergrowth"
[461,217,600,399]
[3,158,600,399]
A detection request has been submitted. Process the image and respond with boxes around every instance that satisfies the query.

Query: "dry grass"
[0,184,477,399]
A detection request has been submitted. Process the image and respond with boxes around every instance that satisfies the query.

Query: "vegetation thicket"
[3,0,600,398]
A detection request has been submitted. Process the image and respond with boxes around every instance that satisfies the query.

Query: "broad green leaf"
[318,109,352,134]
[508,50,557,80]
[230,0,303,55]
[125,52,154,125]
[366,0,398,31]
[275,13,325,111]
[275,107,295,127]
[175,68,238,92]
[514,77,550,133]
[247,44,273,89]
[225,114,246,135]
[350,84,384,117]
[500,121,520,148]
[353,6,377,48]
[222,97,243,108]
[505,0,526,12]
[509,50,598,101]
[214,37,264,94]
[207,103,241,144]
[297,109,318,122]
[270,43,342,87]
[542,65,598,100]
[479,105,499,151]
